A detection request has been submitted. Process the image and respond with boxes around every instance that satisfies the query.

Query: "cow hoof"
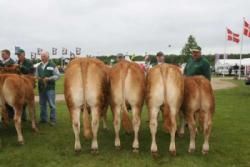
[115,146,121,150]
[188,148,195,153]
[91,149,99,154]
[74,148,81,153]
[202,150,209,155]
[169,150,176,156]
[151,151,159,159]
[32,128,39,133]
[132,148,139,153]
[18,141,24,145]
[178,133,184,138]
[102,127,109,131]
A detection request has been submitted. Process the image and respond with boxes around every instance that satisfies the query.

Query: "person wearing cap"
[184,46,211,80]
[16,48,34,121]
[155,51,165,65]
[36,51,60,126]
[16,49,34,74]
[0,49,15,67]
[116,53,125,62]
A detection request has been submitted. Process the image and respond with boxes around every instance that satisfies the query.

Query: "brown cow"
[0,65,21,74]
[178,76,215,154]
[146,64,184,155]
[109,60,145,152]
[0,74,38,144]
[64,58,109,153]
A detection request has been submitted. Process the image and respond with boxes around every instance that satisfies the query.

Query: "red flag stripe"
[243,20,250,37]
[227,28,240,43]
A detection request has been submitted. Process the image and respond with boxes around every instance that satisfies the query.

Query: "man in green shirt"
[184,46,211,80]
[16,49,34,121]
[16,49,34,74]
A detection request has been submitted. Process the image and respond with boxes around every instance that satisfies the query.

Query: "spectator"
[184,46,211,80]
[155,51,165,65]
[0,49,15,67]
[0,49,16,127]
[16,49,34,121]
[36,51,60,126]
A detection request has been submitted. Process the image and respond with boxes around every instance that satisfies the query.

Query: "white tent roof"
[215,58,250,67]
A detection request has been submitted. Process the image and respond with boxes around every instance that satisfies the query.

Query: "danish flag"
[243,20,250,38]
[227,28,240,43]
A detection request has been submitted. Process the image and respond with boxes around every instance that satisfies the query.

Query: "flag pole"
[239,17,245,80]
[223,28,227,77]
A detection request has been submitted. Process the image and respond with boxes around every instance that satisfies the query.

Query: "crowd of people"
[0,49,60,127]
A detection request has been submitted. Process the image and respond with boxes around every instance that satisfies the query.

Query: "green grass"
[1,80,250,167]
[34,75,64,95]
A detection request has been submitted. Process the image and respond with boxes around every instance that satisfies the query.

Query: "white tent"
[215,58,250,75]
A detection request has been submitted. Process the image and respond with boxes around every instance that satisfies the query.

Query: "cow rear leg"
[27,101,38,132]
[202,112,212,155]
[149,106,159,154]
[0,107,9,127]
[169,107,178,155]
[132,105,141,152]
[187,112,196,153]
[71,108,81,152]
[178,111,185,137]
[102,112,108,130]
[91,106,100,153]
[14,107,24,145]
[113,105,121,149]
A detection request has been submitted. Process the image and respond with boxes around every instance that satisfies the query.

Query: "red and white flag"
[227,28,240,43]
[243,20,250,37]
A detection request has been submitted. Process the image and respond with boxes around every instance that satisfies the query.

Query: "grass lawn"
[1,80,250,167]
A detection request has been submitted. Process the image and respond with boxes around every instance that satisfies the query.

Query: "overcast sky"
[0,0,250,58]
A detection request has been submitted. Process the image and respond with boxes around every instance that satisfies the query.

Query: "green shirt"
[184,57,211,80]
[37,61,57,91]
[18,59,33,74]
[0,58,15,67]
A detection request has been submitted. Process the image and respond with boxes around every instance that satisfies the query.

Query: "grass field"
[1,80,250,167]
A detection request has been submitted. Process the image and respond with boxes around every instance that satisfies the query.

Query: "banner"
[37,48,43,55]
[14,46,20,55]
[62,48,68,55]
[76,47,81,55]
[70,51,75,58]
[31,52,36,59]
[52,48,57,55]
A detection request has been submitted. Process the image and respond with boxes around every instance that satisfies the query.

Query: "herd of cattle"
[0,57,215,156]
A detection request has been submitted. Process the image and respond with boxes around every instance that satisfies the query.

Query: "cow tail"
[121,63,133,134]
[80,60,92,139]
[159,64,172,133]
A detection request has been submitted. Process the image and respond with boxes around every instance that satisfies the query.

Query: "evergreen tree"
[181,35,200,58]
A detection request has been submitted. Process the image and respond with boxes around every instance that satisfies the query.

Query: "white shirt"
[2,58,11,64]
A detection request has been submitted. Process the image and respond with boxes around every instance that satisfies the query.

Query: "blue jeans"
[39,90,56,123]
